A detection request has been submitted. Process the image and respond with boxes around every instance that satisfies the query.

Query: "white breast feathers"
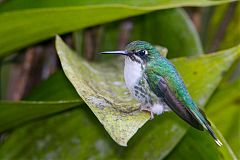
[124,57,142,91]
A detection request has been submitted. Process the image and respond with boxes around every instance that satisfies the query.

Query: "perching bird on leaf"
[100,41,222,146]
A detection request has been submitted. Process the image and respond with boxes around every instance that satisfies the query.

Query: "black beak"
[99,50,129,56]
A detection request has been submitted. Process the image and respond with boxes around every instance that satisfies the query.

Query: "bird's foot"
[140,106,154,120]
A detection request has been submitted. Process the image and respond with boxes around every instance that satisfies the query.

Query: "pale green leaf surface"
[206,80,240,158]
[0,0,235,57]
[56,36,149,146]
[55,36,240,146]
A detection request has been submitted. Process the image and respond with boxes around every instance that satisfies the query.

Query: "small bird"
[100,41,222,146]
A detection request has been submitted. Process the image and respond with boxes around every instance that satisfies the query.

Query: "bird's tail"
[205,123,222,146]
[191,107,222,146]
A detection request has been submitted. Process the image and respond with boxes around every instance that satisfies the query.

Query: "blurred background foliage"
[0,0,239,160]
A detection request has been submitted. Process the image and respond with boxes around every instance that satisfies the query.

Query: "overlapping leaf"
[0,71,83,133]
[0,0,235,57]
[0,101,80,133]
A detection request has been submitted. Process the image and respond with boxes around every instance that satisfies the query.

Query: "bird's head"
[100,41,161,65]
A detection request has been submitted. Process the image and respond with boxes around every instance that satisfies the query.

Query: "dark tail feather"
[155,77,222,146]
[192,108,222,146]
[199,109,212,126]
[205,123,222,146]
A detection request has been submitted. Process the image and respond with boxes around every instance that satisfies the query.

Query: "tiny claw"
[150,112,154,120]
[140,106,154,120]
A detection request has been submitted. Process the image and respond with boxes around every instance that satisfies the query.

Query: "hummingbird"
[100,41,222,146]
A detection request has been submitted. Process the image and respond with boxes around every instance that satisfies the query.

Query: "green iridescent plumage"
[101,40,222,146]
[146,52,206,128]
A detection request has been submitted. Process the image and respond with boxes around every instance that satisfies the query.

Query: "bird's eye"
[137,50,148,56]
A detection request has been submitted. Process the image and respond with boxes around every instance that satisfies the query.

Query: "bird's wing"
[155,75,204,130]
[145,64,222,146]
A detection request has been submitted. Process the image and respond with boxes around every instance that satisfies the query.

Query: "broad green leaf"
[0,107,185,160]
[165,126,237,160]
[56,36,149,146]
[55,35,240,147]
[206,80,240,158]
[0,0,234,12]
[0,71,82,133]
[131,8,203,58]
[0,105,235,159]
[0,0,235,57]
[0,100,81,133]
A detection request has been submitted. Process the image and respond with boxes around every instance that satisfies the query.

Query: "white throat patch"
[124,57,143,90]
